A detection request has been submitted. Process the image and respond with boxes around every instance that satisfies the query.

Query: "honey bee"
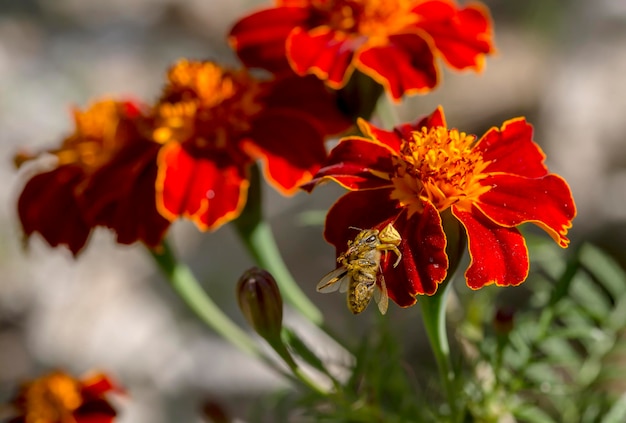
[317,223,402,315]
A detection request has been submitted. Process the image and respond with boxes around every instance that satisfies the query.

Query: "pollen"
[155,60,264,151]
[314,0,417,44]
[51,100,126,171]
[391,126,491,214]
[21,372,82,423]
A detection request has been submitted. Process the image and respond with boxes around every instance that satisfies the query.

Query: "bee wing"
[374,274,389,315]
[317,266,349,293]
[338,275,350,293]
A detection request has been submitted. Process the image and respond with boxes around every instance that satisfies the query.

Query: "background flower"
[304,106,576,306]
[15,100,170,256]
[152,59,350,231]
[7,371,119,423]
[229,0,495,100]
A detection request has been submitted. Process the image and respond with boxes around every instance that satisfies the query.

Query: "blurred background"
[1,0,625,421]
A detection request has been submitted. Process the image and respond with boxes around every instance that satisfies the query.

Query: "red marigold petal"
[17,165,92,255]
[156,142,249,230]
[384,202,448,305]
[393,105,447,141]
[245,110,327,195]
[476,118,548,178]
[81,374,116,398]
[74,400,117,423]
[358,119,403,153]
[81,141,170,248]
[287,27,356,88]
[228,6,309,74]
[453,206,529,289]
[324,189,398,255]
[301,138,395,192]
[356,34,438,101]
[414,1,494,70]
[262,74,352,137]
[474,174,576,247]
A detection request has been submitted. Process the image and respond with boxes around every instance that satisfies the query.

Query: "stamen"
[391,126,491,213]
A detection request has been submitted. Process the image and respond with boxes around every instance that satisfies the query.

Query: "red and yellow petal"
[453,206,529,289]
[81,141,170,248]
[156,142,250,231]
[393,105,447,141]
[229,6,310,74]
[474,174,576,247]
[358,119,403,153]
[384,201,448,305]
[286,27,356,88]
[17,166,92,255]
[80,374,117,398]
[244,109,328,195]
[76,373,119,423]
[301,137,395,192]
[356,33,438,101]
[414,1,494,71]
[476,118,548,178]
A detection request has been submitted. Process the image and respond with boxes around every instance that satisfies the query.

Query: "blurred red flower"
[15,59,348,254]
[303,106,576,307]
[7,371,119,423]
[152,59,350,230]
[229,0,495,100]
[15,99,170,256]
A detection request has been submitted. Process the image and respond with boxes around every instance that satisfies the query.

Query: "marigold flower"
[229,0,495,100]
[152,59,350,230]
[303,106,576,308]
[15,99,170,255]
[7,370,119,423]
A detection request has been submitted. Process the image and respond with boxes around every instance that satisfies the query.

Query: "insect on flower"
[317,223,402,315]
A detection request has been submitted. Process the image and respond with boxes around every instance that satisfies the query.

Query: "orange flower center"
[153,60,264,152]
[21,372,82,423]
[390,126,490,215]
[312,0,417,45]
[55,100,127,172]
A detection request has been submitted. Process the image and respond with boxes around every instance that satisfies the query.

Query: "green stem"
[151,240,306,384]
[420,210,466,420]
[266,336,329,395]
[420,281,457,419]
[151,241,261,356]
[233,164,323,325]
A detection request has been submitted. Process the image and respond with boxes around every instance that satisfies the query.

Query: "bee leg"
[378,244,402,267]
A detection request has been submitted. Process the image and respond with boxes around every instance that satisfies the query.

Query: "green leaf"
[513,404,557,423]
[607,296,626,330]
[538,337,582,365]
[547,248,581,307]
[579,244,626,299]
[600,393,626,423]
[281,327,331,377]
[569,272,612,322]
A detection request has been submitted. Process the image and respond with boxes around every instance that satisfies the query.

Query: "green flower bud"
[493,306,515,336]
[236,267,283,341]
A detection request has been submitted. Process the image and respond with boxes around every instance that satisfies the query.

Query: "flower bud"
[493,306,515,336]
[236,267,283,341]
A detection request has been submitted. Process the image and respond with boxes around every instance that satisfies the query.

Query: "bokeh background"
[1,0,626,421]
